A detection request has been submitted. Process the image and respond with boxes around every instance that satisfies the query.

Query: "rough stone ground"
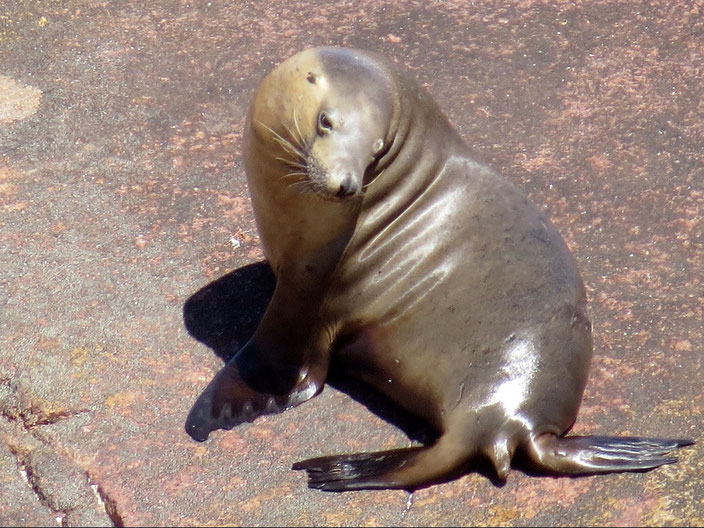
[1,0,702,526]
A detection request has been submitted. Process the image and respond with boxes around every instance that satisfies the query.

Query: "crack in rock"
[6,441,117,527]
[1,378,115,527]
[0,377,88,430]
[8,443,70,527]
[89,478,125,527]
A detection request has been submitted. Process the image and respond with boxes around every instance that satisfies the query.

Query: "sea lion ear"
[307,72,318,84]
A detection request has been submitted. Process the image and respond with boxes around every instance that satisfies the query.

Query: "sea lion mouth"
[305,158,362,201]
[278,147,362,202]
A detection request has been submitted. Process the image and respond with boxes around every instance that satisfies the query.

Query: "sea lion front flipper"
[292,436,471,491]
[185,341,323,442]
[526,433,694,474]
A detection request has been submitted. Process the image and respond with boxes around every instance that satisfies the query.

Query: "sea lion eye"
[318,112,334,133]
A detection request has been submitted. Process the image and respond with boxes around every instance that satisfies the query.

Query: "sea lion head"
[247,47,394,201]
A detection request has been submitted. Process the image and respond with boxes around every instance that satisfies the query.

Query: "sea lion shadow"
[183,261,275,362]
[182,261,437,446]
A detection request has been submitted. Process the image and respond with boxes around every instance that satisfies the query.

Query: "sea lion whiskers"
[271,132,305,162]
[276,159,309,184]
[277,158,310,186]
[279,171,309,179]
[257,119,318,194]
[275,157,307,170]
[288,108,307,151]
[281,124,307,157]
[257,120,308,163]
[279,172,309,189]
[286,178,322,198]
[258,123,336,200]
[276,110,309,173]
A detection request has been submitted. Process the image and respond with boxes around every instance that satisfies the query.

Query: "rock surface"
[1,1,701,525]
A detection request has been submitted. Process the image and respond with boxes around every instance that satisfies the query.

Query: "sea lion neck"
[355,78,465,244]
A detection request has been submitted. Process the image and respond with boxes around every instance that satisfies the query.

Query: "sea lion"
[185,46,692,491]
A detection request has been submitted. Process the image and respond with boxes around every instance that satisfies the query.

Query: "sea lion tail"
[525,433,694,474]
[292,435,472,491]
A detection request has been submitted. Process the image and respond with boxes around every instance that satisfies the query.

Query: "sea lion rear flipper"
[185,341,323,442]
[292,436,470,491]
[526,433,694,474]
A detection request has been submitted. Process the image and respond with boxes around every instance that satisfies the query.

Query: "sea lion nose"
[336,173,359,198]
